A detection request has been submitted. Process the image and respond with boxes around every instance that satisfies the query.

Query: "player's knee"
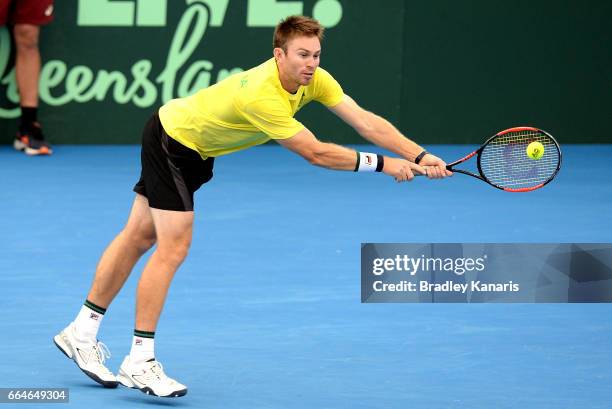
[173,238,192,261]
[137,234,157,253]
[123,226,156,253]
[157,238,191,265]
[13,26,40,50]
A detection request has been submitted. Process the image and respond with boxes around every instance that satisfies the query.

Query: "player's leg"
[116,208,193,397]
[53,113,164,388]
[12,0,54,155]
[53,193,157,388]
[116,116,213,398]
[12,24,52,155]
[134,208,193,332]
[13,24,39,107]
[87,193,157,307]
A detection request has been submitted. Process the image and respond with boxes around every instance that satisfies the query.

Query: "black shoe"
[14,122,53,156]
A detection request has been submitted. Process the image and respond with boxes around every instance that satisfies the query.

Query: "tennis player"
[54,15,452,397]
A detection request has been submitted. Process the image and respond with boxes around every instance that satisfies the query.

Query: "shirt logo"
[240,78,248,88]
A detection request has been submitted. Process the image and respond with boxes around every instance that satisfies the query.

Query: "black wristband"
[414,150,428,164]
[353,151,360,172]
[375,154,384,172]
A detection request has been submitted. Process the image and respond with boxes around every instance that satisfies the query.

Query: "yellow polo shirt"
[158,58,344,158]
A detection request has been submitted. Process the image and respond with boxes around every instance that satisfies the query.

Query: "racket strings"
[480,131,560,190]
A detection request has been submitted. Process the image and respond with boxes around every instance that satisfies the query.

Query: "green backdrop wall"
[0,0,610,145]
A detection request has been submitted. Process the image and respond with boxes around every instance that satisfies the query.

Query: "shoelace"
[148,361,166,380]
[139,360,177,384]
[89,341,112,366]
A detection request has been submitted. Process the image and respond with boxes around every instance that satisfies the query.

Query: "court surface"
[1,144,611,408]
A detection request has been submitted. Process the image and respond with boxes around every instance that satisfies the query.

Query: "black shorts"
[133,113,214,211]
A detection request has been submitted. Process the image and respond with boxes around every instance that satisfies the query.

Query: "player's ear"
[273,47,284,60]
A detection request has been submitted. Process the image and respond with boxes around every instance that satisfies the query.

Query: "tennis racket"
[424,126,561,192]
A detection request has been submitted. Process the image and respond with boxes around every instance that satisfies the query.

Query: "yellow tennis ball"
[526,141,544,159]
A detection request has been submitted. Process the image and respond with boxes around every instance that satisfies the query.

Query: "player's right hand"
[383,157,426,182]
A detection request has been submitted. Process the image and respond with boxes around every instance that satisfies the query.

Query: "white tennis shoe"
[117,355,187,398]
[53,323,119,388]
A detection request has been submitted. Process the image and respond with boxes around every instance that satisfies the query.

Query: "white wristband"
[355,152,384,172]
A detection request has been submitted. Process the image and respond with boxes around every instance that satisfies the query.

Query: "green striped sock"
[134,329,155,339]
[131,329,155,363]
[84,299,106,315]
[73,300,106,341]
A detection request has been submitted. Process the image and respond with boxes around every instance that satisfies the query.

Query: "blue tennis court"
[1,144,611,408]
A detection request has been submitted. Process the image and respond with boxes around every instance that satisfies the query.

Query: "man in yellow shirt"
[54,16,451,397]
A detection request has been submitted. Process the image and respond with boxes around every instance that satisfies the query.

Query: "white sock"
[73,301,105,342]
[130,331,155,365]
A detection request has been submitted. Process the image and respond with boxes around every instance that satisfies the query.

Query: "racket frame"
[446,126,562,192]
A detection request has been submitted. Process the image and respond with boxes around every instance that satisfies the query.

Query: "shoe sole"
[117,371,187,398]
[13,139,53,155]
[14,133,53,155]
[53,335,119,389]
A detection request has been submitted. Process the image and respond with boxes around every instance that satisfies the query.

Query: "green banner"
[0,1,610,144]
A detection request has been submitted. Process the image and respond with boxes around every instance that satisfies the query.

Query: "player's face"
[276,36,321,91]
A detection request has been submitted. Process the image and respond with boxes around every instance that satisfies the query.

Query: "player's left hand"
[419,154,453,179]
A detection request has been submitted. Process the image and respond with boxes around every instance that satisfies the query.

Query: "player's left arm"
[328,95,452,178]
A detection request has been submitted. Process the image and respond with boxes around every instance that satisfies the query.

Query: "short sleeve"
[313,67,344,107]
[242,99,305,140]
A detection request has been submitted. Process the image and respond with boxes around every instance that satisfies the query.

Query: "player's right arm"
[276,127,427,182]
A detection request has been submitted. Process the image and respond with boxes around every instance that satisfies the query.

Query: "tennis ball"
[526,141,544,160]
